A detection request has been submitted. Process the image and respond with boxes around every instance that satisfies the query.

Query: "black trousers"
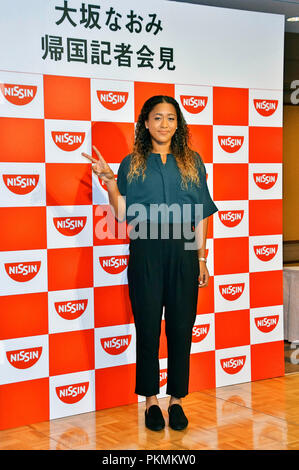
[127,223,199,398]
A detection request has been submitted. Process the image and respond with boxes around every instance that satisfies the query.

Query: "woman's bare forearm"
[105,179,126,222]
[195,217,209,258]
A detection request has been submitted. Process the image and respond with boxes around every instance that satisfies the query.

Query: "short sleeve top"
[117,152,218,226]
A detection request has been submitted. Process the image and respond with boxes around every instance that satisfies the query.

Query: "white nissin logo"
[54,133,83,145]
[181,97,205,109]
[5,176,36,189]
[59,384,86,398]
[101,92,125,104]
[104,337,129,349]
[219,137,242,148]
[57,302,86,314]
[56,218,84,230]
[255,100,276,111]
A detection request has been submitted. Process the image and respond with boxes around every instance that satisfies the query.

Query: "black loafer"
[168,404,188,430]
[145,405,165,431]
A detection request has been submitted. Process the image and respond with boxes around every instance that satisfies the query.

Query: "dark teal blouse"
[117,153,218,226]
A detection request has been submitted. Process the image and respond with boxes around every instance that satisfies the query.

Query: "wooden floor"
[1,373,299,450]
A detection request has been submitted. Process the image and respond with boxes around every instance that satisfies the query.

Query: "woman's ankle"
[169,396,182,407]
[146,395,159,410]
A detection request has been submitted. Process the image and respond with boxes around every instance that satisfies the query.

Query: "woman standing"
[82,95,218,432]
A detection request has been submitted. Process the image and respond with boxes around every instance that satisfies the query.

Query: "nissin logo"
[219,283,245,301]
[56,382,89,404]
[218,210,244,228]
[2,174,39,195]
[218,136,244,153]
[192,324,210,343]
[254,244,278,262]
[220,355,246,374]
[160,369,168,388]
[54,299,88,320]
[99,255,129,274]
[180,95,208,114]
[97,91,128,110]
[0,83,37,105]
[51,132,86,151]
[5,261,41,282]
[100,334,132,355]
[253,173,278,190]
[253,99,278,117]
[53,216,87,236]
[6,347,42,369]
[254,315,279,333]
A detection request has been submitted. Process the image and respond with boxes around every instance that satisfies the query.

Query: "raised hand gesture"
[82,145,114,184]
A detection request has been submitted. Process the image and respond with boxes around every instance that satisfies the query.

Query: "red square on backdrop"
[215,309,250,350]
[197,276,214,314]
[93,204,130,246]
[134,82,175,121]
[188,125,213,163]
[251,341,284,381]
[91,122,135,164]
[213,164,248,201]
[214,237,249,275]
[0,292,48,340]
[213,87,249,126]
[49,329,95,376]
[47,246,93,291]
[94,285,133,328]
[249,200,282,236]
[95,364,137,410]
[46,163,92,206]
[0,207,47,252]
[189,351,216,392]
[250,270,283,308]
[44,75,91,121]
[0,378,49,431]
[0,118,44,163]
[249,127,283,163]
[207,214,213,239]
[159,320,167,359]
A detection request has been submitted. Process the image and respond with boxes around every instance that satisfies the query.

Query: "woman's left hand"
[198,262,209,288]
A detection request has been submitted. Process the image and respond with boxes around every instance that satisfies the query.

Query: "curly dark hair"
[128,95,203,188]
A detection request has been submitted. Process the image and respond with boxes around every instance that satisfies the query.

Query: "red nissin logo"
[0,83,37,105]
[254,244,278,262]
[54,299,88,320]
[5,261,41,282]
[253,99,278,117]
[2,174,40,195]
[99,255,129,274]
[218,210,244,228]
[53,216,87,236]
[220,355,246,374]
[97,91,128,110]
[218,136,244,153]
[160,369,168,388]
[253,173,278,190]
[192,324,210,343]
[254,315,279,333]
[219,283,245,301]
[6,347,42,369]
[100,334,132,355]
[56,382,89,404]
[51,132,86,151]
[180,95,208,114]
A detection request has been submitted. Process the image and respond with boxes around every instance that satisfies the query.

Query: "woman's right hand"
[82,145,115,184]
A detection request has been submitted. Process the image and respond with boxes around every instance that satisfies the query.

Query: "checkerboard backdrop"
[0,71,284,430]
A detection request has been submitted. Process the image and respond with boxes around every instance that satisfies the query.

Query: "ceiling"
[168,0,299,32]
